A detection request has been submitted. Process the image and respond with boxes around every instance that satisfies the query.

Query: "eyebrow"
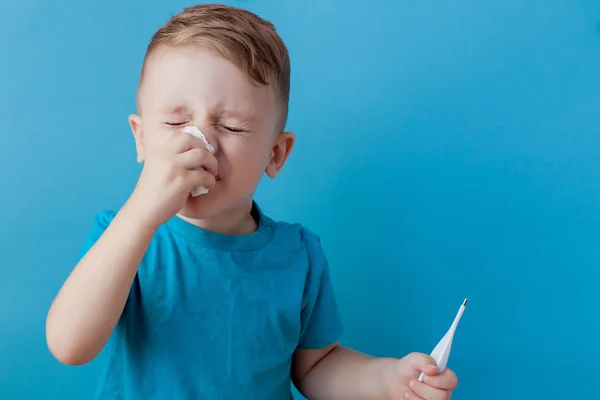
[218,109,257,123]
[160,105,257,123]
[163,106,190,114]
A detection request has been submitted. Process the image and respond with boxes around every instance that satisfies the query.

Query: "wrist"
[119,199,162,233]
[359,357,398,399]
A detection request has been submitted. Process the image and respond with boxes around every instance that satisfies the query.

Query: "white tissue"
[181,125,215,197]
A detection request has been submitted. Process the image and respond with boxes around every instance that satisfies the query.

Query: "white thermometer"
[418,298,468,382]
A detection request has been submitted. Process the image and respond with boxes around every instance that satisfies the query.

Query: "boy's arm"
[45,205,155,365]
[46,130,218,366]
[292,343,394,399]
[292,344,458,400]
[293,234,458,398]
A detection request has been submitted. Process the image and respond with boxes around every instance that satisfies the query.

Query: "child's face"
[130,45,293,219]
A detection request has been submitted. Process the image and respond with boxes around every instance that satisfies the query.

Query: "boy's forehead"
[139,46,276,115]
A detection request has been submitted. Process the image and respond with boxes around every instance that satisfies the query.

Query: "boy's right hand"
[126,131,218,229]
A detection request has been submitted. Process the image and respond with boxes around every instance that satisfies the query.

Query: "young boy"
[46,4,458,400]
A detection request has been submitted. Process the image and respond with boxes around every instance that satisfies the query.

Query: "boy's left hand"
[383,352,457,400]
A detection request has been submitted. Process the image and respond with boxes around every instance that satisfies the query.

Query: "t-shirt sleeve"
[77,210,116,261]
[297,235,344,350]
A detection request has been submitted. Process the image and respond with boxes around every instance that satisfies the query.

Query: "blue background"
[1,1,599,399]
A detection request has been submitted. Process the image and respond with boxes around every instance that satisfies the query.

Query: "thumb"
[404,352,439,376]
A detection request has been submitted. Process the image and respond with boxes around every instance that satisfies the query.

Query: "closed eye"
[221,124,246,133]
[165,121,187,127]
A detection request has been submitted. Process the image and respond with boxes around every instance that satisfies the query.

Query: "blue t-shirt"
[78,203,343,400]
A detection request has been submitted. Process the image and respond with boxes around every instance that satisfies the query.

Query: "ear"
[266,131,295,178]
[128,114,144,163]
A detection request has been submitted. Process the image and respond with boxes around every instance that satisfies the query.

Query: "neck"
[177,201,258,236]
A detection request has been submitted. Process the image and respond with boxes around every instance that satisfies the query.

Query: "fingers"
[421,368,458,391]
[167,130,209,154]
[399,353,455,400]
[403,391,426,400]
[177,148,218,177]
[405,352,438,375]
[165,150,217,193]
[187,169,217,191]
[407,378,452,400]
[404,389,448,400]
[164,163,216,196]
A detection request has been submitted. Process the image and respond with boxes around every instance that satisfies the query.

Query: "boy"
[46,4,458,400]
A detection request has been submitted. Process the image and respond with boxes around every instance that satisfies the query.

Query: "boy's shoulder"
[261,210,327,262]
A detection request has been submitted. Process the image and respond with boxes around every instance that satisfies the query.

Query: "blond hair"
[139,4,291,130]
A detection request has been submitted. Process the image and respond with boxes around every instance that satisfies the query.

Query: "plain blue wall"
[1,1,599,399]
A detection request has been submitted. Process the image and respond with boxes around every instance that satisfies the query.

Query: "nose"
[195,124,220,181]
[194,122,218,154]
[182,125,216,154]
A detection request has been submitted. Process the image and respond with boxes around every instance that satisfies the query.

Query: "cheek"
[221,141,269,180]
[142,124,175,149]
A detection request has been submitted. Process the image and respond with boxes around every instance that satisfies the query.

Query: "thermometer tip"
[463,298,468,307]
